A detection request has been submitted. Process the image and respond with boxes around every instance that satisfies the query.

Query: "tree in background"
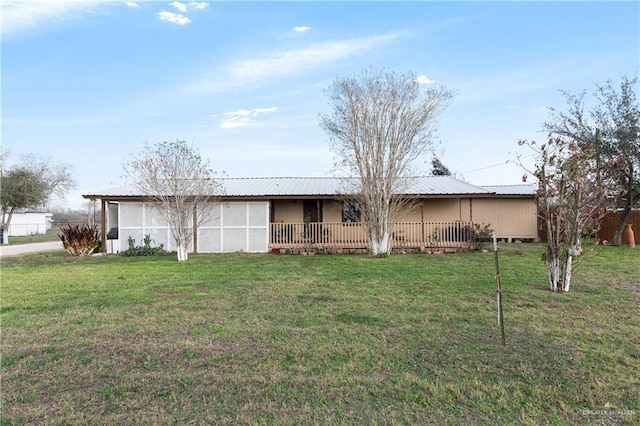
[320,68,453,256]
[431,156,451,176]
[592,76,639,245]
[1,168,49,244]
[0,153,75,244]
[20,154,76,203]
[517,137,611,293]
[82,200,100,226]
[123,140,221,262]
[544,74,639,246]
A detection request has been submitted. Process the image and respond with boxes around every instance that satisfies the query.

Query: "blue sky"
[2,1,639,208]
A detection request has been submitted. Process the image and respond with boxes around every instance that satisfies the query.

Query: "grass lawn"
[5,227,63,245]
[1,244,638,424]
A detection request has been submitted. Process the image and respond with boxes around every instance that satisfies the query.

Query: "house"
[1,210,53,237]
[82,176,537,254]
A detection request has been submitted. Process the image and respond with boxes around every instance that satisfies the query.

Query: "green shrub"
[464,223,494,251]
[58,224,101,256]
[121,234,166,257]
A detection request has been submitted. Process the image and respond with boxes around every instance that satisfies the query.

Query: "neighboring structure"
[83,176,537,254]
[1,210,53,237]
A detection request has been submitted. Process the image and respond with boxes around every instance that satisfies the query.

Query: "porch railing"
[270,221,475,249]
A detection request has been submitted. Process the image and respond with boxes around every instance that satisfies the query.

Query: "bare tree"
[123,140,220,261]
[544,74,639,246]
[82,200,100,226]
[320,68,453,256]
[20,154,76,203]
[517,137,611,292]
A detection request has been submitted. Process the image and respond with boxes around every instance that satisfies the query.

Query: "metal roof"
[480,184,537,196]
[84,177,533,199]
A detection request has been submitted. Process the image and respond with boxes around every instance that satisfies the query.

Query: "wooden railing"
[270,221,475,249]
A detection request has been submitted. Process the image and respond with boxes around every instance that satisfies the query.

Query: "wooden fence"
[270,221,475,250]
[596,211,640,244]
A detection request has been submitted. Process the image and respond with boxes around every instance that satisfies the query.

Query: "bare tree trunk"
[369,228,390,257]
[177,244,189,262]
[562,250,574,293]
[613,204,632,246]
[563,238,582,293]
[173,217,190,262]
[1,207,15,245]
[548,249,560,292]
[366,202,393,256]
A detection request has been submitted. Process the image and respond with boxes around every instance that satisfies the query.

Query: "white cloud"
[219,107,278,129]
[191,33,400,93]
[232,33,399,80]
[157,11,191,25]
[293,26,311,33]
[1,0,119,35]
[125,1,139,8]
[416,75,436,85]
[189,1,209,9]
[170,1,187,12]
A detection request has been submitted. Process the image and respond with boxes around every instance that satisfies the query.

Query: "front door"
[303,200,323,243]
[303,200,323,223]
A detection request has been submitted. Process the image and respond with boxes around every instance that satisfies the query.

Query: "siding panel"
[472,198,537,239]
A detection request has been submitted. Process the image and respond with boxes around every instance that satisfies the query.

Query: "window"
[342,200,361,223]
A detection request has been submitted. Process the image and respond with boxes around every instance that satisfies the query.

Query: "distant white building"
[1,211,53,236]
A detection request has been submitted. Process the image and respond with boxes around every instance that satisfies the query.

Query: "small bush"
[464,223,494,251]
[58,224,101,256]
[121,235,166,257]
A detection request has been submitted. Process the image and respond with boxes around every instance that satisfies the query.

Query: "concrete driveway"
[0,241,63,257]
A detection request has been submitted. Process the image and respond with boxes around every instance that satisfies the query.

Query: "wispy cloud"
[157,11,191,25]
[158,1,208,25]
[416,75,435,85]
[190,33,401,93]
[218,107,279,129]
[231,33,399,81]
[189,1,209,10]
[170,1,187,12]
[125,1,139,8]
[0,0,118,35]
[293,26,311,33]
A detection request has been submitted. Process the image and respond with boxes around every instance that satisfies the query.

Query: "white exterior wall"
[3,212,52,236]
[107,201,269,254]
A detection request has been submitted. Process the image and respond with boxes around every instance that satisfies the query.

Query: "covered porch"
[270,221,475,252]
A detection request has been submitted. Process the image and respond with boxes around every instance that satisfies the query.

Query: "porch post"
[100,199,106,253]
[420,202,425,245]
[193,206,198,254]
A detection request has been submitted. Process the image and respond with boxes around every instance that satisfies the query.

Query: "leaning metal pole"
[492,232,506,346]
